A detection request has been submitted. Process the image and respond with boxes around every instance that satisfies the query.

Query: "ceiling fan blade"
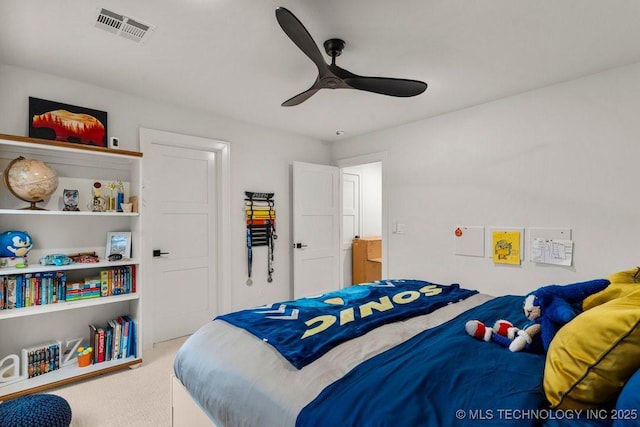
[343,76,427,97]
[276,7,327,70]
[282,86,321,107]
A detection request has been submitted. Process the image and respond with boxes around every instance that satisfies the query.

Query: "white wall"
[0,63,331,311]
[358,162,382,237]
[332,62,640,297]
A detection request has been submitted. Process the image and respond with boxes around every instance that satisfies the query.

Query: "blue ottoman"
[0,394,72,427]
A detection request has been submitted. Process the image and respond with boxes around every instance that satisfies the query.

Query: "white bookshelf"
[0,133,143,400]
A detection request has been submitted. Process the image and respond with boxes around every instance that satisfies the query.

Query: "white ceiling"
[2,0,640,142]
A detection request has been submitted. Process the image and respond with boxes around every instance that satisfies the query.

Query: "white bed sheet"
[173,293,493,427]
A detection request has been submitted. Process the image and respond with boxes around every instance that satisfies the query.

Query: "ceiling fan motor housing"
[323,38,345,58]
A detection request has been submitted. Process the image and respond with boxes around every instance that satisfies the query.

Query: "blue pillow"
[613,368,640,427]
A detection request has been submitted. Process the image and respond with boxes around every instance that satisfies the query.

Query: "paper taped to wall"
[531,238,573,266]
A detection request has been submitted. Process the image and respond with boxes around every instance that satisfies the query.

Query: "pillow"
[544,288,640,409]
[582,267,640,310]
[613,368,640,427]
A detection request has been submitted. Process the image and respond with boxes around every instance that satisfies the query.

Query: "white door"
[341,171,361,287]
[292,161,340,299]
[141,129,230,346]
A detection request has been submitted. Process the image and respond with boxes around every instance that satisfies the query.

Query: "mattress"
[173,292,494,427]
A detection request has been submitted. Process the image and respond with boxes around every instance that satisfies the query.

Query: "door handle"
[293,243,308,249]
[153,249,169,257]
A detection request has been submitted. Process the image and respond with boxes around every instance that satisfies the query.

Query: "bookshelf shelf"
[0,209,139,217]
[0,133,142,158]
[0,258,141,275]
[0,293,139,320]
[0,356,142,401]
[0,133,143,400]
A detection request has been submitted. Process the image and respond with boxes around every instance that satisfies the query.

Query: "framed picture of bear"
[28,97,108,147]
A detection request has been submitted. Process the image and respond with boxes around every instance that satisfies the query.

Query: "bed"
[172,272,640,427]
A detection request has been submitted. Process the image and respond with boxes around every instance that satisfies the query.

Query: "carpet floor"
[49,335,189,427]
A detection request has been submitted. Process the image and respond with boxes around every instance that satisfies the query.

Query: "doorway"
[337,153,386,288]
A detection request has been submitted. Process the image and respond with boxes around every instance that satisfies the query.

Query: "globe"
[3,157,59,210]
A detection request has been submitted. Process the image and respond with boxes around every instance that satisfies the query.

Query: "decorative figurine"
[62,189,80,211]
[88,182,106,212]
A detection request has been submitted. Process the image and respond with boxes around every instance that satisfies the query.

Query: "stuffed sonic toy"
[466,278,610,353]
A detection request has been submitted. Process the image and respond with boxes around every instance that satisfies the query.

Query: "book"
[113,268,119,295]
[122,315,132,358]
[97,327,105,363]
[41,271,56,305]
[15,275,23,308]
[112,319,122,359]
[105,324,113,362]
[33,272,40,305]
[33,273,41,305]
[100,270,110,296]
[5,276,17,309]
[24,273,33,307]
[130,266,134,293]
[0,277,5,309]
[126,317,136,358]
[130,265,137,293]
[119,316,129,358]
[88,324,98,364]
[56,272,66,302]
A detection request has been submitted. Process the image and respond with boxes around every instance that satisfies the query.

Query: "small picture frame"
[106,231,131,259]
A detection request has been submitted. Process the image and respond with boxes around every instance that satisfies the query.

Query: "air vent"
[95,8,155,43]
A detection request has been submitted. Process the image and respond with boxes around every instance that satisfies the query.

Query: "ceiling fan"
[275,7,428,107]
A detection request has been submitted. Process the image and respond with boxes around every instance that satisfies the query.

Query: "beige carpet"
[50,335,189,427]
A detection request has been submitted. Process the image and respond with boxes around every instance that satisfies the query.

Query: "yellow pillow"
[608,267,640,284]
[582,267,640,310]
[544,288,640,409]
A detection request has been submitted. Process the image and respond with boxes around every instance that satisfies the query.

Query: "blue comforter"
[217,280,477,369]
[297,295,548,427]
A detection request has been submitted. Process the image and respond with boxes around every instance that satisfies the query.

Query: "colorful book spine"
[113,319,122,359]
[125,317,136,358]
[118,316,129,358]
[0,276,4,309]
[40,271,56,305]
[105,324,113,362]
[26,273,34,307]
[97,327,105,363]
[56,272,66,302]
[100,270,109,296]
[15,275,23,308]
[0,271,69,308]
[5,276,17,309]
[130,265,136,293]
[88,324,98,364]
